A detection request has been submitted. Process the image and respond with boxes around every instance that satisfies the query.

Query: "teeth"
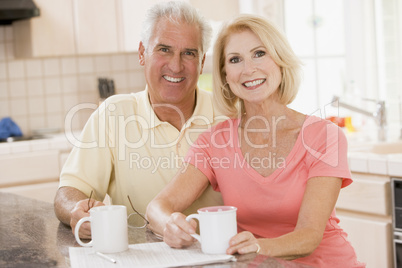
[244,79,265,88]
[164,76,184,83]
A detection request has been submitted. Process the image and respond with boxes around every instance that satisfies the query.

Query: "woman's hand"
[227,231,261,255]
[163,212,198,248]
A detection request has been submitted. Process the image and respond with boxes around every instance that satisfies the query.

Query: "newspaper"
[69,242,236,268]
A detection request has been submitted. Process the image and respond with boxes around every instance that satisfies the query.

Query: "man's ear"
[200,54,206,74]
[139,42,146,66]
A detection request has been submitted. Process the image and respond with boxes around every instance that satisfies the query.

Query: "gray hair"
[141,1,212,54]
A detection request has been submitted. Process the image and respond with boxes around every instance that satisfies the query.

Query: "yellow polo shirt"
[59,88,225,215]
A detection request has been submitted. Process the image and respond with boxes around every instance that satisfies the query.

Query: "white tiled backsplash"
[0,26,146,135]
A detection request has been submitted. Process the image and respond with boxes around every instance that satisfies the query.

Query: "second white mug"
[186,206,237,254]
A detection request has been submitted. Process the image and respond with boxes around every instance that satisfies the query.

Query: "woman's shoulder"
[301,115,346,144]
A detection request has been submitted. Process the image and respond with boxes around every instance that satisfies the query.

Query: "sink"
[0,135,49,143]
[349,141,402,154]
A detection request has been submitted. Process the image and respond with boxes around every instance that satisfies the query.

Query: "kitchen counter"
[0,193,310,268]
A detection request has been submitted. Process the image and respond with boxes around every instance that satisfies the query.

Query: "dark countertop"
[0,193,310,268]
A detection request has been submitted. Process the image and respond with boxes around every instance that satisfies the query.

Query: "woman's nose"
[243,58,256,74]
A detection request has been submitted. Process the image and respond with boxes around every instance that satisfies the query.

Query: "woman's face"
[224,29,282,105]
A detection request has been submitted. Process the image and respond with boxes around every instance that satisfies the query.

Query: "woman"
[146,14,364,268]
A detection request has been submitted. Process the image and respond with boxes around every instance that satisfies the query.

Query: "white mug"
[74,205,129,253]
[186,206,237,254]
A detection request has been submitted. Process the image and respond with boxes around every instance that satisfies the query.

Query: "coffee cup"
[186,206,237,254]
[74,205,128,253]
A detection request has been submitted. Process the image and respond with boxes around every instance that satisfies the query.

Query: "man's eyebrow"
[185,48,199,54]
[155,43,172,49]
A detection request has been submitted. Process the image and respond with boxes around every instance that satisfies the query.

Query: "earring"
[222,82,235,100]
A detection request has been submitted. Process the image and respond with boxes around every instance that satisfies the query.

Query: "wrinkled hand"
[163,212,198,248]
[227,231,260,255]
[71,199,105,239]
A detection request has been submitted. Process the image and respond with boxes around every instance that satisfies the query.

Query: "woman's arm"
[227,176,342,259]
[146,164,211,248]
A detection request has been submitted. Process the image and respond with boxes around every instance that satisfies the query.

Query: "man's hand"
[71,198,105,239]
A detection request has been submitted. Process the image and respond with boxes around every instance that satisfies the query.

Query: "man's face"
[139,18,205,107]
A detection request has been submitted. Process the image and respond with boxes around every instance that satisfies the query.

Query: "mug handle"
[74,216,93,247]
[185,214,201,242]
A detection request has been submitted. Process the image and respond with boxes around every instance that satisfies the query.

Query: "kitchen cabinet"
[13,0,120,57]
[13,0,76,58]
[12,0,243,58]
[336,172,393,268]
[0,135,73,203]
[117,0,156,52]
[73,0,119,54]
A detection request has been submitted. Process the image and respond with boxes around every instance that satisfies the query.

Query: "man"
[54,1,224,239]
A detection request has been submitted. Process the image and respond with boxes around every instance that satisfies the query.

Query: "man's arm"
[54,186,105,238]
[54,186,87,225]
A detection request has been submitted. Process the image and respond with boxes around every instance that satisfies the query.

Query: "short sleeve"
[302,117,352,188]
[184,129,220,192]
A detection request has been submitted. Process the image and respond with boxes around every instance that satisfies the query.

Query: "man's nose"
[168,53,184,73]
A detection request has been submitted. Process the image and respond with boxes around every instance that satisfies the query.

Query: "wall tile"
[9,80,26,98]
[127,54,141,70]
[44,77,62,94]
[43,58,60,76]
[111,55,126,72]
[0,81,8,98]
[63,94,79,112]
[128,71,146,89]
[0,100,9,117]
[61,76,78,94]
[61,57,77,75]
[8,60,25,79]
[0,62,7,80]
[0,45,144,134]
[46,113,64,129]
[79,91,98,104]
[26,78,44,97]
[94,55,111,73]
[5,42,14,60]
[46,95,63,113]
[0,43,6,61]
[28,97,45,115]
[78,74,96,93]
[29,115,46,131]
[77,56,94,73]
[113,72,128,91]
[25,59,43,78]
[10,98,28,116]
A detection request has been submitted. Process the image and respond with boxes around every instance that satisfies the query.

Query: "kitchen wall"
[0,25,146,136]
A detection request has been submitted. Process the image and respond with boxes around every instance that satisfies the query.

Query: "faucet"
[331,96,387,141]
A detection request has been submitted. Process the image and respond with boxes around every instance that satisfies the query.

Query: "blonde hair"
[213,14,302,117]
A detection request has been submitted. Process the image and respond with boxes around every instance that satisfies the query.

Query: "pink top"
[185,115,365,268]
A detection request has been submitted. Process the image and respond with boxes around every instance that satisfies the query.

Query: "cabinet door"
[118,0,155,52]
[73,0,119,54]
[338,213,393,268]
[13,0,76,57]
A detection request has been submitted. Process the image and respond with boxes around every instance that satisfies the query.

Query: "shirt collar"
[136,86,214,130]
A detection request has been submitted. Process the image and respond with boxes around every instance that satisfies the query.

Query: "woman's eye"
[229,57,240,63]
[255,50,266,58]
